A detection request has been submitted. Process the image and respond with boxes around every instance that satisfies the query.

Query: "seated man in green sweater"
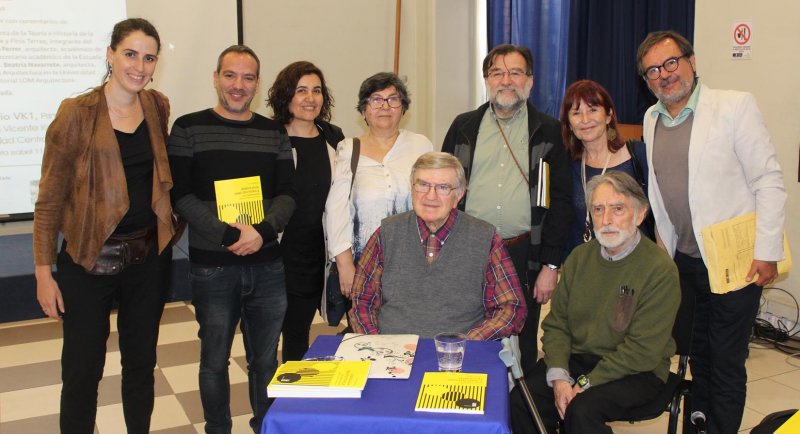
[511,171,680,434]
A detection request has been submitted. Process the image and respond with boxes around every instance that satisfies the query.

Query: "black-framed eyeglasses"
[368,95,403,109]
[643,56,687,80]
[413,181,458,197]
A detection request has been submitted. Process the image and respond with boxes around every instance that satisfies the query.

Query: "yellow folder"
[701,212,791,294]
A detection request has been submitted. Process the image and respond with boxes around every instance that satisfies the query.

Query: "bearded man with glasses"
[442,43,573,375]
[348,152,527,340]
[638,30,787,434]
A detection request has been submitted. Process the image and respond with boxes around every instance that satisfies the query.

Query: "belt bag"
[87,227,155,275]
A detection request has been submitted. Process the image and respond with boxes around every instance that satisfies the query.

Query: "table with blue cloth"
[262,335,511,434]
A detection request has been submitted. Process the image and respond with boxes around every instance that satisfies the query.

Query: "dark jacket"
[317,120,345,151]
[441,101,573,270]
[34,85,175,270]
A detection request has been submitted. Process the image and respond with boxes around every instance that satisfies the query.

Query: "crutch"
[499,336,548,434]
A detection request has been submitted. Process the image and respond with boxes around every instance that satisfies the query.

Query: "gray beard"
[492,98,525,117]
[654,76,696,107]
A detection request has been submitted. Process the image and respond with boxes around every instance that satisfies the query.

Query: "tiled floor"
[1,302,798,433]
[0,302,343,433]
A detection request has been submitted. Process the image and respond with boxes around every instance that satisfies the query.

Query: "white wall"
[695,2,800,323]
[0,0,480,237]
[127,0,237,127]
[246,0,398,137]
[243,0,478,147]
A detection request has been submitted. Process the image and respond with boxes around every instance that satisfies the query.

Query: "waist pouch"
[87,226,156,275]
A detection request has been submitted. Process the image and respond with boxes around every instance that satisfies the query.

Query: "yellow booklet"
[214,176,264,224]
[414,372,486,414]
[701,212,792,294]
[267,360,371,398]
[776,409,800,433]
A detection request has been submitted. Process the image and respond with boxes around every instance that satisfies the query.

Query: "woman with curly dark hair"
[267,61,344,361]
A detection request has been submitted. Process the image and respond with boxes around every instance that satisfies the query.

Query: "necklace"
[108,101,141,119]
[580,150,612,242]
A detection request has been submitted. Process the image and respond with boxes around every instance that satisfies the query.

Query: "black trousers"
[280,264,324,362]
[280,292,322,362]
[505,240,541,377]
[675,252,761,434]
[57,243,171,434]
[510,356,663,434]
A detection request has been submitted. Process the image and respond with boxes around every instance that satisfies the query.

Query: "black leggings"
[57,243,171,434]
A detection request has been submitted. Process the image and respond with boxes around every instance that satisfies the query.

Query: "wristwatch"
[576,375,591,390]
[543,263,559,271]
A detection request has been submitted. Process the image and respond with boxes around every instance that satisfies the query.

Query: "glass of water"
[434,332,466,372]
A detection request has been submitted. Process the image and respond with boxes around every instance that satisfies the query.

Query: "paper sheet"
[334,333,418,379]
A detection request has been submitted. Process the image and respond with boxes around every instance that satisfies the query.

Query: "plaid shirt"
[349,209,527,340]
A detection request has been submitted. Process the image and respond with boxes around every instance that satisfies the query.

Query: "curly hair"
[267,61,334,125]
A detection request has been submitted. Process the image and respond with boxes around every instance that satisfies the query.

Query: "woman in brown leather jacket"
[33,18,175,434]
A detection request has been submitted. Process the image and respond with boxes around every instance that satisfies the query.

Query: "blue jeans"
[190,259,287,434]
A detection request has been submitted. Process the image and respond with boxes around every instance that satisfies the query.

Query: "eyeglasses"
[643,56,687,80]
[414,181,458,197]
[368,95,403,109]
[590,204,628,217]
[486,68,530,81]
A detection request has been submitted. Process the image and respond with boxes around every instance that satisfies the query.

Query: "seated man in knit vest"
[510,171,680,434]
[349,152,527,340]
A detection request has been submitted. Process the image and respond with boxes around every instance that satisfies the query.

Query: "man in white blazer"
[637,30,786,434]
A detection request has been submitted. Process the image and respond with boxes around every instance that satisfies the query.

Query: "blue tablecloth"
[262,335,511,434]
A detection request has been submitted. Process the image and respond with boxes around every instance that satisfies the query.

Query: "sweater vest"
[378,211,495,338]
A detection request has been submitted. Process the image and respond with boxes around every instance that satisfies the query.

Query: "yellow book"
[701,212,792,294]
[775,409,800,433]
[214,176,264,224]
[267,360,371,398]
[414,372,486,414]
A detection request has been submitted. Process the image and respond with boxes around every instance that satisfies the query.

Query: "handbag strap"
[348,138,360,200]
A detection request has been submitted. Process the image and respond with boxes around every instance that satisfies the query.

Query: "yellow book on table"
[214,176,264,224]
[776,409,800,433]
[701,212,792,294]
[414,372,486,414]
[267,360,371,398]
